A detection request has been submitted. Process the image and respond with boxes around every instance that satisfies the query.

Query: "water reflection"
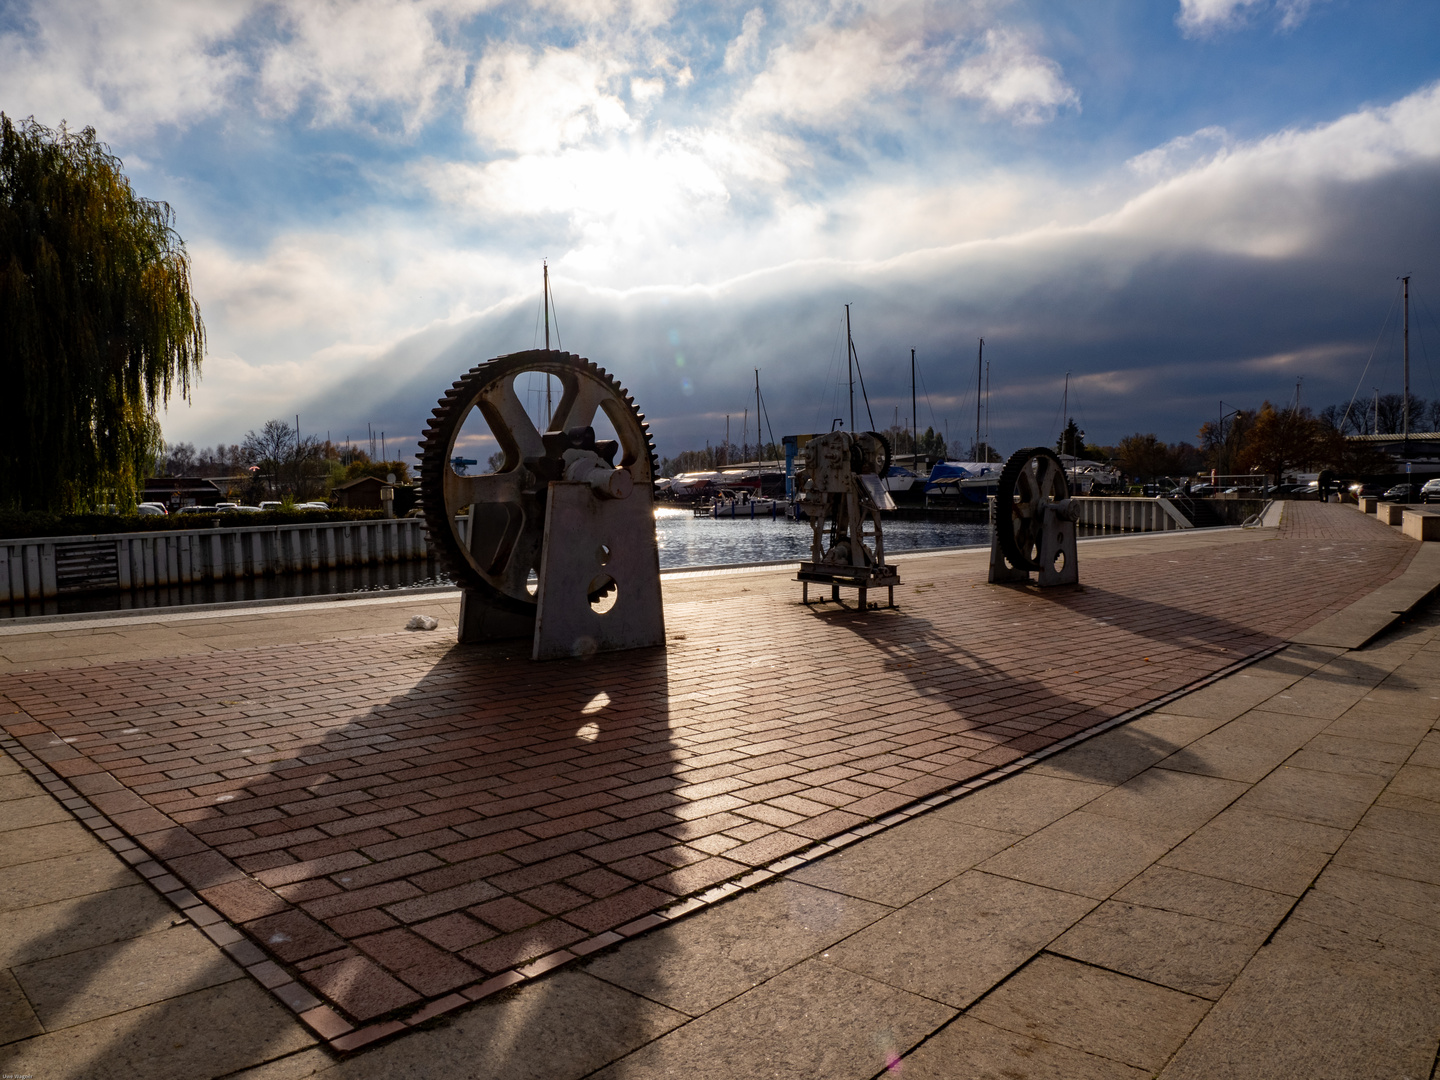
[653,508,990,568]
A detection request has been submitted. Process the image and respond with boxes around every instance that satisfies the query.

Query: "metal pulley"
[988,446,1080,586]
[418,350,665,659]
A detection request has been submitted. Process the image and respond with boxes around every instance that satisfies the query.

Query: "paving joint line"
[0,633,1290,1057]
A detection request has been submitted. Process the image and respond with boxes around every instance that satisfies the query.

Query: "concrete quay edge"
[1289,542,1440,649]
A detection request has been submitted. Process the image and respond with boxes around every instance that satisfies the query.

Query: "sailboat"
[923,338,1001,504]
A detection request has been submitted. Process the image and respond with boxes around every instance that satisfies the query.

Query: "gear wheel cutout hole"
[590,576,618,614]
[598,544,611,565]
[455,406,503,473]
[526,569,539,597]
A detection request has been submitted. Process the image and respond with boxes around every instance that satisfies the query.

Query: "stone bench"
[1402,509,1440,541]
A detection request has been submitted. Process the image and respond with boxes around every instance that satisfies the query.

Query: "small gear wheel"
[996,446,1071,571]
[418,350,657,615]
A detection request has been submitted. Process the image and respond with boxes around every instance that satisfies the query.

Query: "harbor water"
[652,507,991,567]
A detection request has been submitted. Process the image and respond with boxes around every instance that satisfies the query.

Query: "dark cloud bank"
[304,153,1440,464]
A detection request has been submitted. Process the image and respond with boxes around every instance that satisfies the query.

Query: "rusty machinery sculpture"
[795,430,902,609]
[419,350,665,659]
[989,446,1079,587]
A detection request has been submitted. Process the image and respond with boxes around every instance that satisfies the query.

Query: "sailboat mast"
[911,348,917,468]
[846,305,855,431]
[1403,275,1411,454]
[756,369,762,462]
[1063,372,1069,452]
[543,261,553,428]
[974,339,983,460]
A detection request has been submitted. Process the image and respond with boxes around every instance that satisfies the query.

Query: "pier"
[1,501,1438,1077]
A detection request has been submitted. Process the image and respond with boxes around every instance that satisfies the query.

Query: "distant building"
[330,475,387,509]
[1345,432,1440,464]
[143,476,223,509]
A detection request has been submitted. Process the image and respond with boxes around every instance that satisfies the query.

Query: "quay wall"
[0,518,432,601]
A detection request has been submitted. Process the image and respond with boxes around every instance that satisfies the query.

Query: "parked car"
[215,502,241,511]
[295,501,330,510]
[258,501,282,511]
[136,502,168,516]
[229,505,264,513]
[1381,483,1419,502]
[176,505,217,515]
[1349,482,1385,499]
[1421,478,1440,504]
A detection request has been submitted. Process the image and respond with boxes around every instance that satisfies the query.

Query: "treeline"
[160,418,410,502]
[1116,398,1407,483]
[1319,393,1440,436]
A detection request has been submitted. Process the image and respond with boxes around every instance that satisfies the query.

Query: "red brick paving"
[0,503,1417,1028]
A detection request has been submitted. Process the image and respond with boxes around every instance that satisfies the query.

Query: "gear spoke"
[553,379,609,433]
[444,469,523,509]
[485,375,546,460]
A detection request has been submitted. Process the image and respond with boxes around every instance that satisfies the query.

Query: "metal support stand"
[532,482,665,660]
[799,568,898,610]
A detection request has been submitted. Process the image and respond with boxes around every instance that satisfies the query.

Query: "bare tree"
[162,441,197,476]
[242,419,295,494]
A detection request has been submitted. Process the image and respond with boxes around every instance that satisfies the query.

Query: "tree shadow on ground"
[1,635,678,1060]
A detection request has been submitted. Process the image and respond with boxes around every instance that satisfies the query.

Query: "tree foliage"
[0,115,204,512]
[1113,434,1201,482]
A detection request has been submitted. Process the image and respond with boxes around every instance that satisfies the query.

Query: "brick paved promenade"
[0,503,1421,1046]
[1,501,1436,1078]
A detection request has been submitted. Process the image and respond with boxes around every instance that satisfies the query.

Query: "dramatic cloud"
[281,80,1440,461]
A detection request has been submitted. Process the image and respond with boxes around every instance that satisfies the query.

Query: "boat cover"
[924,461,996,493]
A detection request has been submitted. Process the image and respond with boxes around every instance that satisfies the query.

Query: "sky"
[4,0,1440,465]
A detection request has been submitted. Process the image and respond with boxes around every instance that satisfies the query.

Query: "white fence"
[1069,497,1192,532]
[0,518,432,602]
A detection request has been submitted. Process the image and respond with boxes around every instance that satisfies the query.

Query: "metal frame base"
[797,563,900,611]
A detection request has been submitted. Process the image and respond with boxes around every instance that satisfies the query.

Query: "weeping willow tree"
[0,114,203,513]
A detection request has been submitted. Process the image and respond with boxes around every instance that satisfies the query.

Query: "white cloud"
[948,28,1079,124]
[723,7,766,74]
[1177,0,1324,35]
[528,0,677,30]
[736,18,924,124]
[1127,126,1231,179]
[0,0,252,136]
[258,0,469,132]
[467,45,634,154]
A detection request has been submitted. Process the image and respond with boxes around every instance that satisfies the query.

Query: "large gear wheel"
[418,350,657,615]
[996,446,1070,572]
